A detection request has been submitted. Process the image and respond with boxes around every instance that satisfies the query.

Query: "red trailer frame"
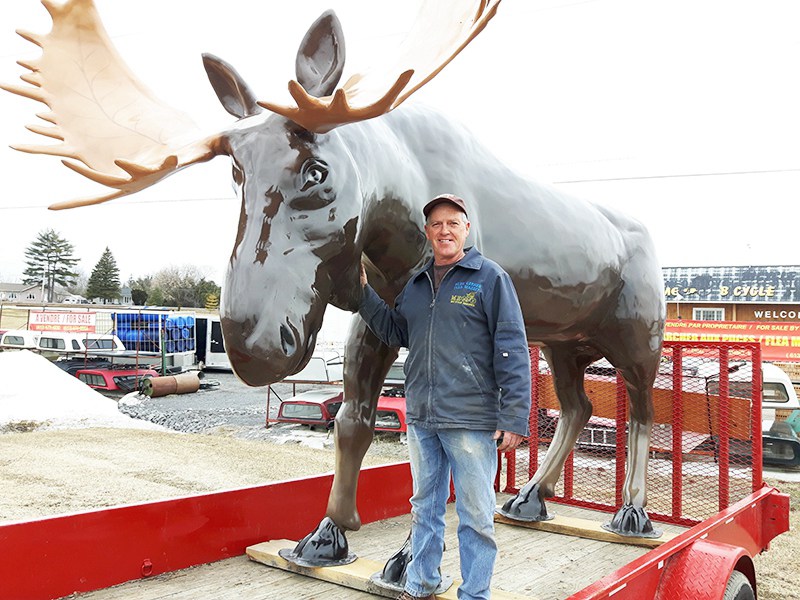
[0,463,787,600]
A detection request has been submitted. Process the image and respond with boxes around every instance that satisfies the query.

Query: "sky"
[0,0,798,340]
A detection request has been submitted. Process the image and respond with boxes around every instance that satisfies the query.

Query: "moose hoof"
[278,516,357,567]
[602,504,662,538]
[369,532,453,595]
[496,485,553,522]
[374,533,411,589]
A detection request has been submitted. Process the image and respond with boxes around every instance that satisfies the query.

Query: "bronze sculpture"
[2,0,665,573]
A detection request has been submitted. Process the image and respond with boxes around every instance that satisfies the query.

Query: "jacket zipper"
[425,271,435,414]
[424,265,456,418]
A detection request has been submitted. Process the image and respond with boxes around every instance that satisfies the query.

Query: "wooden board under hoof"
[247,539,533,599]
[494,513,679,549]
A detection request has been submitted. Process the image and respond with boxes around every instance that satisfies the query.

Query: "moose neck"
[338,104,531,294]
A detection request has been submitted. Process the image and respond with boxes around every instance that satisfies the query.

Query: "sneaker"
[396,591,436,600]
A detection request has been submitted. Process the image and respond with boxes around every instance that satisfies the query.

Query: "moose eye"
[300,159,329,191]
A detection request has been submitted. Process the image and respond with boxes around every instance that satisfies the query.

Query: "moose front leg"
[327,324,398,529]
[282,318,398,567]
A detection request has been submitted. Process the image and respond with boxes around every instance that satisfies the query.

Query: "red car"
[275,389,344,429]
[276,353,408,431]
[75,367,159,395]
[276,388,407,432]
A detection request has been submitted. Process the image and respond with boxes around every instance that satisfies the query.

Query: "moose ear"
[202,53,263,119]
[296,10,346,98]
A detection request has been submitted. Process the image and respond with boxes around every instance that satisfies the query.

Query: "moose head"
[2,0,500,386]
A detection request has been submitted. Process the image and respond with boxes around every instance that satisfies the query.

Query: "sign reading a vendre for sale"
[29,311,96,333]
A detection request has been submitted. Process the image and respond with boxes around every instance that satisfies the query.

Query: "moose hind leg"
[499,346,595,521]
[602,363,662,538]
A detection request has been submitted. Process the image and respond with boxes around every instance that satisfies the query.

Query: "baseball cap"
[422,193,468,218]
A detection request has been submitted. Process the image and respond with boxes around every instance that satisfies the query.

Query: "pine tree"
[86,247,121,303]
[22,229,79,302]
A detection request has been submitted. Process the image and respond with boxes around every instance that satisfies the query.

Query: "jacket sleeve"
[488,272,532,437]
[358,284,409,348]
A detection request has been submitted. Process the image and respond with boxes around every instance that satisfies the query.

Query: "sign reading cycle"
[29,311,97,333]
[662,266,800,303]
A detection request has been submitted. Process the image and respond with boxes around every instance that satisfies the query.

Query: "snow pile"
[0,350,165,431]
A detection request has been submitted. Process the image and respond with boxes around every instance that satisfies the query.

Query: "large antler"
[1,0,223,210]
[259,0,501,133]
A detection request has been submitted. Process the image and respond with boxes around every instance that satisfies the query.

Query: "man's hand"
[494,430,524,453]
[360,263,368,287]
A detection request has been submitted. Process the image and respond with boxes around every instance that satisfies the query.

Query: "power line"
[1,167,799,211]
[554,167,800,185]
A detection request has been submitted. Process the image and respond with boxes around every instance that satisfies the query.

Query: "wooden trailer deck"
[69,494,686,600]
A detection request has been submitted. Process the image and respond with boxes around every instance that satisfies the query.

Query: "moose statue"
[3,0,665,576]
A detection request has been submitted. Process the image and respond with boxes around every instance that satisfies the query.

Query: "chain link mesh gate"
[499,341,762,526]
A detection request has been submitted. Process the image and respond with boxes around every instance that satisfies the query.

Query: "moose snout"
[220,316,306,386]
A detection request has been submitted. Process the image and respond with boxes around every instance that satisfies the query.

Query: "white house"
[0,283,44,304]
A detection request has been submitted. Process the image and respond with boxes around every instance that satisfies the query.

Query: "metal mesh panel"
[500,341,762,526]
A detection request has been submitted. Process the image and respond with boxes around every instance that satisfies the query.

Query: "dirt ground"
[751,477,800,600]
[0,427,407,522]
[0,427,797,599]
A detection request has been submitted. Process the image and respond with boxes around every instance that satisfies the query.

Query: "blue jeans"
[404,425,498,600]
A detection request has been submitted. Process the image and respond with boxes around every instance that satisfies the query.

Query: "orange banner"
[665,319,800,362]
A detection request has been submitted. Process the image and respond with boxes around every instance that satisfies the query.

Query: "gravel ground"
[117,369,408,453]
[119,370,321,435]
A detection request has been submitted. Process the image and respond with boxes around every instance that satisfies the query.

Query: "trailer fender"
[655,538,755,600]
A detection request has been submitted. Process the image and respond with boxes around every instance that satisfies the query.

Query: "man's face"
[424,203,470,265]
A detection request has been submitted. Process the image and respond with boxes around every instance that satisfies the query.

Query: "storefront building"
[663,265,800,322]
[662,265,800,371]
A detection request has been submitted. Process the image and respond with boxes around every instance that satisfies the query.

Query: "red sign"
[29,311,97,333]
[665,319,800,362]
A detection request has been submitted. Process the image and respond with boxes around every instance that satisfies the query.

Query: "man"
[359,193,532,600]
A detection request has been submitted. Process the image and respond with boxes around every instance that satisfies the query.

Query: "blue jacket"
[359,247,531,436]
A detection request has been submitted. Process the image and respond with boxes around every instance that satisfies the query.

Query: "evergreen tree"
[131,288,148,306]
[86,247,121,303]
[22,229,79,302]
[128,276,151,306]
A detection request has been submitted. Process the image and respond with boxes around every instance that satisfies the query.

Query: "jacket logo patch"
[451,291,477,307]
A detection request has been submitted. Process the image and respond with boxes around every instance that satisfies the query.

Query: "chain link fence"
[500,341,762,526]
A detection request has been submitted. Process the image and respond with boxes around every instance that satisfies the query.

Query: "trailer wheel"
[723,570,754,600]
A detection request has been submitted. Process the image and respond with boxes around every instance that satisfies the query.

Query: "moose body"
[221,103,665,542]
[4,0,665,572]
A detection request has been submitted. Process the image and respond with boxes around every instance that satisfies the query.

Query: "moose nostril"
[280,322,296,357]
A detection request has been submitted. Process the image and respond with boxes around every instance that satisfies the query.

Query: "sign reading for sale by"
[665,319,800,362]
[29,311,96,333]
